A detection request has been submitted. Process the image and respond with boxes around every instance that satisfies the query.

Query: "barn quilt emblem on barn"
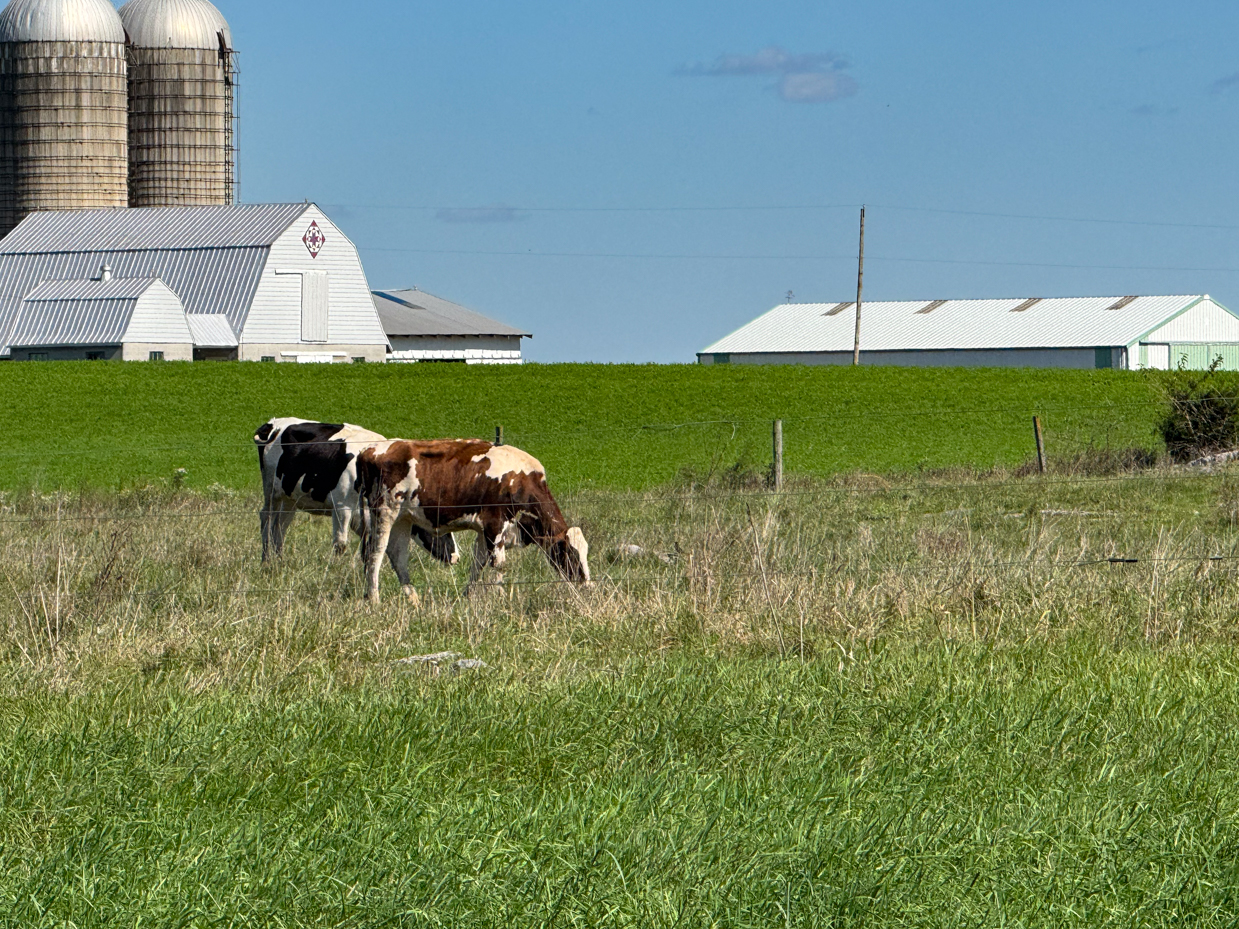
[302,221,326,258]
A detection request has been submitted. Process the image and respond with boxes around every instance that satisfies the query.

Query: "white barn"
[0,203,390,362]
[373,287,529,364]
[699,295,1239,370]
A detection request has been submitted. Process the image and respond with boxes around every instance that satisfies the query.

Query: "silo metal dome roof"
[119,0,231,49]
[0,0,125,42]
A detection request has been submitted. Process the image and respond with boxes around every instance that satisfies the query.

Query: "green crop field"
[0,361,1183,491]
[3,362,1239,925]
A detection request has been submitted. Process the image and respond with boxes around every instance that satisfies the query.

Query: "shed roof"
[9,277,166,347]
[373,288,530,338]
[186,313,235,347]
[701,295,1228,355]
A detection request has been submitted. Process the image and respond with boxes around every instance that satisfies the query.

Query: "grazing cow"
[253,418,458,575]
[356,439,590,603]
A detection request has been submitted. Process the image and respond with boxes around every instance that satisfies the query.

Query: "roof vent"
[1106,295,1138,311]
[823,301,853,316]
[915,299,948,315]
[95,264,113,282]
[1010,298,1042,313]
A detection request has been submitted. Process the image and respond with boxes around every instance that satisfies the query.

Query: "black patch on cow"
[275,422,351,503]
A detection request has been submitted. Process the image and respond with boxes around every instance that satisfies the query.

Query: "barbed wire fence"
[3,397,1239,614]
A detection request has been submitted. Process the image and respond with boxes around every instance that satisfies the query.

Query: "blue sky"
[226,0,1239,362]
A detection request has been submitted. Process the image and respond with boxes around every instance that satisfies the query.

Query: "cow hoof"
[402,585,421,607]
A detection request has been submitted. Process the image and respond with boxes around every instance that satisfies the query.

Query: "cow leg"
[364,505,397,603]
[331,503,352,555]
[385,516,420,605]
[268,501,296,558]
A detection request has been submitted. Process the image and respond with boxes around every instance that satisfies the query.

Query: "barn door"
[301,271,329,342]
[1144,344,1169,370]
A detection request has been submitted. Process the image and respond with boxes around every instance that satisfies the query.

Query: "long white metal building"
[0,202,391,361]
[698,295,1239,370]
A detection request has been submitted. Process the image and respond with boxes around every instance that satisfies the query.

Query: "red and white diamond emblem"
[302,221,326,258]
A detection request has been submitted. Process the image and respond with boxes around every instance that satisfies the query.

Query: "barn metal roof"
[186,313,235,347]
[0,0,125,43]
[8,277,164,347]
[0,204,315,355]
[373,288,531,338]
[0,203,309,253]
[701,295,1223,355]
[119,0,231,50]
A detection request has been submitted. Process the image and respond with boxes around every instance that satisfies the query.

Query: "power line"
[325,201,1239,232]
[357,244,1239,274]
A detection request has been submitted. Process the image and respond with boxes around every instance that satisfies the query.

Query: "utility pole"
[852,205,865,366]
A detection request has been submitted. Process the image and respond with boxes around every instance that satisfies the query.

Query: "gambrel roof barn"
[0,202,390,361]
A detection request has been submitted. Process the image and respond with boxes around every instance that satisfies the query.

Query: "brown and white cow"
[356,439,590,603]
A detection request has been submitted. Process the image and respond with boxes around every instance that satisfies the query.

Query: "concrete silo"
[119,0,234,207]
[0,0,129,236]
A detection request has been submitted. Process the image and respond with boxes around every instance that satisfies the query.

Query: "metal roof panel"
[701,296,1214,355]
[0,203,309,253]
[373,288,531,337]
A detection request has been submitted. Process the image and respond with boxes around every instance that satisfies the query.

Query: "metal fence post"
[495,425,504,447]
[1033,416,1046,474]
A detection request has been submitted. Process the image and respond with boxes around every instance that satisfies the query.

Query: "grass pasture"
[4,458,1239,924]
[0,361,1182,490]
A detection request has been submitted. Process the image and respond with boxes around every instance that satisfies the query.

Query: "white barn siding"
[240,206,387,359]
[121,281,193,344]
[1141,298,1239,344]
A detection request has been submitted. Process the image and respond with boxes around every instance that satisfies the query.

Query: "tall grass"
[4,467,1239,924]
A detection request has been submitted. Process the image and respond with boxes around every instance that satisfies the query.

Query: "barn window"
[352,356,366,364]
[27,352,47,361]
[148,351,164,361]
[86,351,104,360]
[301,270,329,342]
[260,355,276,362]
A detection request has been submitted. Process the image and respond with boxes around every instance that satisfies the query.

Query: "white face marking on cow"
[567,526,590,583]
[471,446,546,480]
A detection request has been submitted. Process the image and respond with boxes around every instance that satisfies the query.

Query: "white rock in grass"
[394,651,459,666]
[451,658,489,673]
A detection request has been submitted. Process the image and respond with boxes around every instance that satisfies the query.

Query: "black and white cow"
[254,418,458,575]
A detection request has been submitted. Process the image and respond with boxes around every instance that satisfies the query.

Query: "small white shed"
[8,277,193,361]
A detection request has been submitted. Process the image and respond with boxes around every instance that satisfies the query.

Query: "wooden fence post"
[1033,416,1046,474]
[772,419,784,490]
[495,425,504,447]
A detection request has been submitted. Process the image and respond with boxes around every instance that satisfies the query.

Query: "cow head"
[546,526,591,584]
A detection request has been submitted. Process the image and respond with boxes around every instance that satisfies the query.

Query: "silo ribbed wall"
[127,46,232,207]
[0,40,128,236]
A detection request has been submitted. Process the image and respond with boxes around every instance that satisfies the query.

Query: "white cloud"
[778,71,857,103]
[678,45,856,104]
